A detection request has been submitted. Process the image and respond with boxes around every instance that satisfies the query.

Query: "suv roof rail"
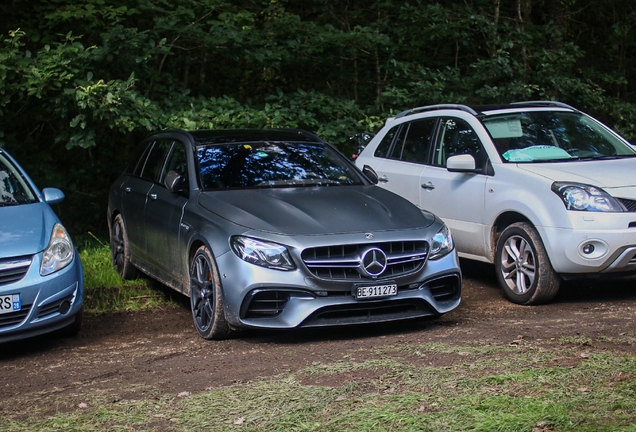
[509,100,577,111]
[394,104,479,119]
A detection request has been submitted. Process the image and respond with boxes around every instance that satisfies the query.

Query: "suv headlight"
[429,224,454,260]
[231,236,295,270]
[551,182,625,212]
[40,223,74,276]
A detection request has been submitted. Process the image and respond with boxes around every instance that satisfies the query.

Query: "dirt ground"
[2,260,636,415]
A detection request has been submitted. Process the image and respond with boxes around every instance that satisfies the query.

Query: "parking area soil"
[2,260,636,416]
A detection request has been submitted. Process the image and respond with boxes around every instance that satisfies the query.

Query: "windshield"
[197,141,364,190]
[0,151,37,206]
[482,110,636,163]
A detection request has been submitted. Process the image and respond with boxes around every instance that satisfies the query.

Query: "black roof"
[188,128,324,144]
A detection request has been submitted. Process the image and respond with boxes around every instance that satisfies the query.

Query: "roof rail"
[509,101,577,111]
[394,104,478,119]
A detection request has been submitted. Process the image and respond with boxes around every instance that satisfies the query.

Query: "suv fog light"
[578,240,608,260]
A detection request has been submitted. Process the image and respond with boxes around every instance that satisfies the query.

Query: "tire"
[495,222,561,305]
[58,306,83,337]
[110,214,138,280]
[189,246,231,340]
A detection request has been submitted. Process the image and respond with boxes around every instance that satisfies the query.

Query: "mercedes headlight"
[231,236,295,270]
[552,182,625,212]
[429,224,454,260]
[40,223,74,276]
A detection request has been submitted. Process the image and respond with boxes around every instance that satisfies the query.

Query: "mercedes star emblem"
[361,247,387,277]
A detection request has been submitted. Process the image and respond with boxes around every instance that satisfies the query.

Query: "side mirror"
[165,170,187,194]
[362,165,379,184]
[42,187,65,205]
[447,154,477,173]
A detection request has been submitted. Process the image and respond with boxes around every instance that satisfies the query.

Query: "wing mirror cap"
[447,154,477,173]
[42,187,65,205]
[362,164,379,184]
[165,170,187,194]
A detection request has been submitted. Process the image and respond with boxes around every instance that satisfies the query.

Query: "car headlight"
[40,223,75,276]
[429,224,454,260]
[231,236,295,270]
[551,182,625,212]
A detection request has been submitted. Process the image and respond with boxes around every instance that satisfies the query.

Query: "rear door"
[144,140,189,288]
[368,118,437,206]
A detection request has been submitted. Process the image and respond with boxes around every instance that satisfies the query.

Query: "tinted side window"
[374,125,398,158]
[433,118,486,168]
[161,141,188,183]
[125,142,153,176]
[398,118,436,164]
[141,140,172,182]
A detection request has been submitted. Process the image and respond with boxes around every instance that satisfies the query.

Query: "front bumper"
[0,250,84,343]
[539,212,636,274]
[217,245,461,330]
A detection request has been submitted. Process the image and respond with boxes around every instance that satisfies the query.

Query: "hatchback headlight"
[231,236,295,270]
[429,224,454,260]
[551,182,625,212]
[40,223,74,276]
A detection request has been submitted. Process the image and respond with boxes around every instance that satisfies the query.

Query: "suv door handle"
[421,182,435,190]
[378,175,389,183]
[149,193,157,200]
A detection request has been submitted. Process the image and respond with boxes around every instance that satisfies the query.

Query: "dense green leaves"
[2,0,636,233]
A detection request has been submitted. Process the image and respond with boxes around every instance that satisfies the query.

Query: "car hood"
[198,186,434,235]
[0,203,57,258]
[517,158,636,188]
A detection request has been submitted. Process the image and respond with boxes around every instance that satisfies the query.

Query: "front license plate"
[355,283,398,300]
[0,294,21,314]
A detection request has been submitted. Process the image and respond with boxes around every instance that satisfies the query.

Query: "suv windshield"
[197,141,364,190]
[0,152,37,206]
[482,110,636,162]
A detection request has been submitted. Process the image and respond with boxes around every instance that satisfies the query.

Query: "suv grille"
[0,257,32,286]
[302,241,429,280]
[618,198,636,212]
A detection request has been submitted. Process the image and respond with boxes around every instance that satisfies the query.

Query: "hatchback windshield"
[0,151,37,205]
[197,141,364,190]
[482,110,636,162]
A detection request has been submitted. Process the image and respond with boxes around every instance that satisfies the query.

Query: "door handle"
[124,187,131,193]
[421,182,435,190]
[149,193,157,200]
[378,175,389,183]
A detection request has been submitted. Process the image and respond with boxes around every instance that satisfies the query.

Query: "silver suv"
[356,101,636,304]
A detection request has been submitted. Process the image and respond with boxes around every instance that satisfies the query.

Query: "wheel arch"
[489,211,532,261]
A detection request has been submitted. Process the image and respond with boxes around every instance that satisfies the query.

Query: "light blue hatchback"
[0,148,83,343]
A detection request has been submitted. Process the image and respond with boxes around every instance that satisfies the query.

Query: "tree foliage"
[2,0,636,234]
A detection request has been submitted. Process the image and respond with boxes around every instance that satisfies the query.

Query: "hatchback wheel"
[110,214,137,280]
[495,222,560,305]
[190,246,231,340]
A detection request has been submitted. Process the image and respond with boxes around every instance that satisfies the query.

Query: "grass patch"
[78,236,179,314]
[6,343,636,431]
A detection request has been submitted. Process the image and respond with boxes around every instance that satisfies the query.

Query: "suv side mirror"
[447,154,478,173]
[362,165,379,184]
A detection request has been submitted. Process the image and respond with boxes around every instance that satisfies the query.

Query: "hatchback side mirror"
[362,165,379,184]
[42,187,65,205]
[165,170,187,194]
